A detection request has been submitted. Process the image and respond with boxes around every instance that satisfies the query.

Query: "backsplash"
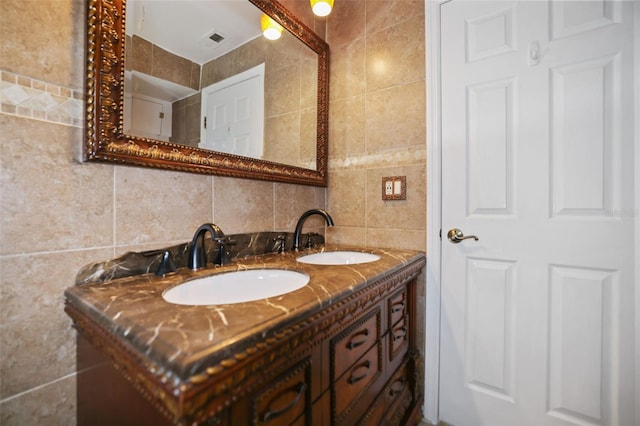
[75,231,325,285]
[0,71,83,128]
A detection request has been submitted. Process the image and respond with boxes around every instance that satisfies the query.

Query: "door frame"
[424,1,640,424]
[424,0,447,423]
[634,6,640,424]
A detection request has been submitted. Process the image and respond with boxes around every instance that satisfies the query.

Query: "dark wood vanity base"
[66,248,425,425]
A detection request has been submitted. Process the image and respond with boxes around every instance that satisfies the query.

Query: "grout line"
[0,372,77,404]
[112,166,117,257]
[0,245,115,259]
[211,175,216,223]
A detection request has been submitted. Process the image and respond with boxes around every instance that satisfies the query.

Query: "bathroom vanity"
[65,243,425,425]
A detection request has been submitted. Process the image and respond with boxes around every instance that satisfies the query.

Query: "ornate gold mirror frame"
[85,0,329,186]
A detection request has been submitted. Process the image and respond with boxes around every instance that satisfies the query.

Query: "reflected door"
[200,64,264,158]
[440,1,636,425]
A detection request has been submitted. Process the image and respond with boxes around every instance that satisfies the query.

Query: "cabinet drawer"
[389,315,408,362]
[334,341,382,419]
[388,288,407,328]
[358,362,412,426]
[332,309,380,380]
[250,359,312,426]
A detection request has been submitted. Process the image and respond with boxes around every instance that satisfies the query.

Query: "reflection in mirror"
[123,0,318,170]
[84,0,328,186]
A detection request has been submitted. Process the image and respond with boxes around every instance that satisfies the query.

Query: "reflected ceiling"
[126,0,264,65]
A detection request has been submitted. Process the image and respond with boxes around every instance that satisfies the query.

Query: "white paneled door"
[439,1,636,425]
[200,64,264,158]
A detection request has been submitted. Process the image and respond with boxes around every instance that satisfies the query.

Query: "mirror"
[85,0,329,186]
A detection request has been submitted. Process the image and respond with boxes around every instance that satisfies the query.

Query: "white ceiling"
[126,0,264,65]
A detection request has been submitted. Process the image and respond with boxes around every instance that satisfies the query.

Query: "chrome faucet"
[293,209,334,251]
[188,223,231,270]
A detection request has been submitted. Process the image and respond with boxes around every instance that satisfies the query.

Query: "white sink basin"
[162,269,310,305]
[296,251,380,265]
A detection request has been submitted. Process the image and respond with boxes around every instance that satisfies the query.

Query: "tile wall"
[326,0,426,251]
[0,0,325,423]
[0,0,426,423]
[126,35,201,91]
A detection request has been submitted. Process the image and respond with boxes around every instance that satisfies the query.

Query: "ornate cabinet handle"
[392,326,407,341]
[391,301,404,314]
[262,382,306,423]
[389,377,405,397]
[347,328,370,349]
[348,360,371,384]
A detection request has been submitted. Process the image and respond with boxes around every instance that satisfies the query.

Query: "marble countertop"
[64,245,425,387]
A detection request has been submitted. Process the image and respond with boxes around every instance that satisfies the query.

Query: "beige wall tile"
[366,15,425,92]
[327,0,366,46]
[300,58,318,109]
[329,95,366,158]
[153,44,197,89]
[327,170,366,227]
[266,32,308,72]
[274,183,326,231]
[300,107,318,164]
[0,375,76,426]
[114,166,213,246]
[367,228,425,251]
[366,164,426,230]
[129,36,153,75]
[264,112,301,164]
[365,80,425,153]
[0,249,112,325]
[329,37,366,102]
[0,249,111,401]
[0,0,85,90]
[326,225,367,246]
[366,0,425,34]
[266,64,301,117]
[214,177,275,234]
[190,62,201,91]
[0,115,114,255]
[185,98,201,144]
[0,311,76,398]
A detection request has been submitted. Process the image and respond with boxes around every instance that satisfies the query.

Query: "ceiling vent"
[209,33,225,43]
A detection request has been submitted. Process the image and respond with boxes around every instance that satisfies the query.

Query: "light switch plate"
[381,176,407,200]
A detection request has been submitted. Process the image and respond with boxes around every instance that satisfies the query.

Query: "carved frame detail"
[85,0,329,186]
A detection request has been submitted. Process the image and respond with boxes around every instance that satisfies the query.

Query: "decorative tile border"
[328,148,426,171]
[0,70,84,128]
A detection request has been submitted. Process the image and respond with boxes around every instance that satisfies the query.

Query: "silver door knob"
[447,228,479,244]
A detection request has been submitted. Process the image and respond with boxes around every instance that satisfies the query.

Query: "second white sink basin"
[163,269,310,305]
[296,251,380,265]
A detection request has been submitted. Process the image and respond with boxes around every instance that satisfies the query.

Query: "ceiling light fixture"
[261,14,283,40]
[310,0,333,17]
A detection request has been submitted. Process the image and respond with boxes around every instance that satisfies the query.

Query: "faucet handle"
[305,232,320,249]
[213,237,236,266]
[155,250,177,276]
[272,235,287,253]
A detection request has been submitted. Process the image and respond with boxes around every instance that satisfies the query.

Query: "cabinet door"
[358,361,413,426]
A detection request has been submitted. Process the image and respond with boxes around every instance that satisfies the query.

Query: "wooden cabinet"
[73,261,424,425]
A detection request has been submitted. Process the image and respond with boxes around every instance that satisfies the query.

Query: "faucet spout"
[293,209,334,251]
[188,223,226,270]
